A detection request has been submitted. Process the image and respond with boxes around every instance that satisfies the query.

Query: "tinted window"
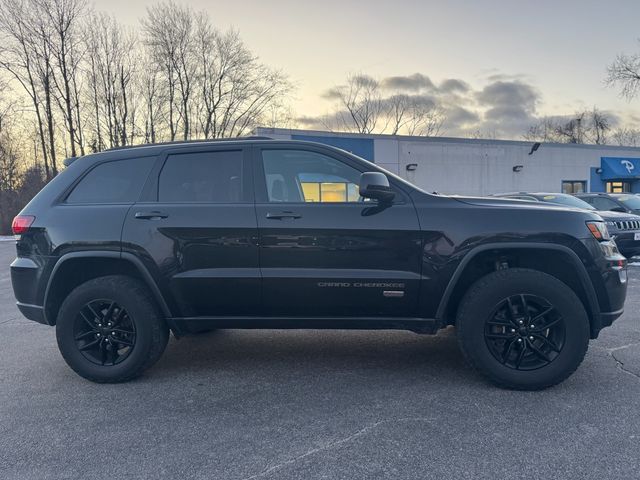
[159,150,243,203]
[66,157,155,204]
[613,194,640,209]
[539,194,595,210]
[262,150,363,203]
[590,197,621,211]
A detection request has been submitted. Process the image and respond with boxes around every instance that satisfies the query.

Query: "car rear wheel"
[456,268,590,390]
[56,275,169,383]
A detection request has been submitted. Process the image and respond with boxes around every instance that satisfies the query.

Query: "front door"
[253,146,422,318]
[122,146,259,317]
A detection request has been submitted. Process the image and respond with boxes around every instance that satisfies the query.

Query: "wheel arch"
[436,243,602,338]
[44,251,172,326]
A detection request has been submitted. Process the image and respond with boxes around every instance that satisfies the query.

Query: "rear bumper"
[11,256,50,325]
[16,302,47,324]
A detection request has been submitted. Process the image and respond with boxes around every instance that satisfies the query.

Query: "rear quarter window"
[66,157,156,204]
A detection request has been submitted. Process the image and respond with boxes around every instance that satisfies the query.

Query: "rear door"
[122,145,259,317]
[253,145,423,318]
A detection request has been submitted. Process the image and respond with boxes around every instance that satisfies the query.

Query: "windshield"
[538,194,595,210]
[613,194,640,209]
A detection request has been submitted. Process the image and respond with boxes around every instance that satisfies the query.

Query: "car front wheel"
[456,268,590,390]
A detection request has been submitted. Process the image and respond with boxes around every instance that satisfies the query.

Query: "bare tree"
[0,0,55,177]
[142,1,199,141]
[611,127,640,147]
[607,50,640,100]
[324,74,384,134]
[36,0,88,158]
[524,109,611,145]
[84,13,138,150]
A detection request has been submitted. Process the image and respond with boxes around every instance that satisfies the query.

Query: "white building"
[255,127,640,196]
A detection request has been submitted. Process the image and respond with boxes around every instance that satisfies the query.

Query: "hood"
[450,195,587,213]
[595,210,640,221]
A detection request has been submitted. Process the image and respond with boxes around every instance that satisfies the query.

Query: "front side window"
[261,150,362,203]
[159,150,243,203]
[66,157,155,204]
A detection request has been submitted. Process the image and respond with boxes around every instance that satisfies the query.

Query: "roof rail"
[103,136,273,152]
[63,156,80,167]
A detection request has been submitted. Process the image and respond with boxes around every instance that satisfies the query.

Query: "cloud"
[476,80,539,111]
[445,106,479,125]
[439,79,470,94]
[310,72,630,140]
[381,73,434,92]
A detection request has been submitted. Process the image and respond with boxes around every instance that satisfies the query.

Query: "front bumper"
[612,231,640,258]
[585,239,628,337]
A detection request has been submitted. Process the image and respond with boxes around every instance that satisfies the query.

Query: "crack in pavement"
[611,351,640,381]
[242,417,436,480]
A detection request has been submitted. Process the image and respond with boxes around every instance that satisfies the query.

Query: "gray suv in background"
[493,192,640,258]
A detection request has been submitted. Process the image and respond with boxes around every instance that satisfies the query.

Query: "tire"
[456,268,590,391]
[56,275,169,383]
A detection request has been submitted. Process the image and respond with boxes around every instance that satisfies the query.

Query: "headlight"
[586,221,611,241]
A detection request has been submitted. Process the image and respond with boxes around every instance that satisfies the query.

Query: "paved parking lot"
[1,241,639,480]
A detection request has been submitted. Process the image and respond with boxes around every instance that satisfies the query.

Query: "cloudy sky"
[96,0,640,138]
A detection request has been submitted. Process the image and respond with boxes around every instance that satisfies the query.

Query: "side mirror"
[359,172,395,203]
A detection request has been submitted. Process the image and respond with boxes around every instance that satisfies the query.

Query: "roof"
[255,127,640,152]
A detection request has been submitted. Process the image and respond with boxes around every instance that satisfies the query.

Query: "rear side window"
[159,150,243,203]
[66,157,155,204]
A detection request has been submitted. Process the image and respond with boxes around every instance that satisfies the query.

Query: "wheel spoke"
[487,320,513,328]
[532,333,561,353]
[110,328,134,335]
[111,308,126,327]
[103,302,116,323]
[86,303,103,322]
[100,340,107,365]
[531,307,554,323]
[501,338,517,364]
[529,341,552,363]
[80,310,97,329]
[486,332,517,340]
[74,330,96,341]
[531,316,562,333]
[79,338,101,351]
[515,342,527,369]
[520,294,529,315]
[112,336,134,347]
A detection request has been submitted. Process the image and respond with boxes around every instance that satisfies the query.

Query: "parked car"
[10,138,628,390]
[492,192,640,258]
[576,192,640,215]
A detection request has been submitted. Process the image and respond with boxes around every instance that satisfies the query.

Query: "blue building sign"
[600,157,640,180]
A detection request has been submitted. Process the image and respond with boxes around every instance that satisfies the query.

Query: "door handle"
[266,211,302,220]
[134,211,169,220]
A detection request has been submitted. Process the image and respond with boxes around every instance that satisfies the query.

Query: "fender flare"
[435,242,601,324]
[44,250,172,324]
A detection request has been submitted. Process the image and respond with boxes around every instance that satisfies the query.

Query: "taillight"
[11,215,35,235]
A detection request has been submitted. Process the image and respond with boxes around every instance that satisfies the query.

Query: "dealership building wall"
[255,127,640,196]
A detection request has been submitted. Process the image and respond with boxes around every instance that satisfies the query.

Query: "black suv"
[576,192,640,216]
[10,139,628,390]
[492,192,640,258]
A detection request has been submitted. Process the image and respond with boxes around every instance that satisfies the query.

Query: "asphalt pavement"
[1,241,639,479]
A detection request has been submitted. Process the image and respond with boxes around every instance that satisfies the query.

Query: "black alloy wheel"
[73,299,136,366]
[484,294,565,371]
